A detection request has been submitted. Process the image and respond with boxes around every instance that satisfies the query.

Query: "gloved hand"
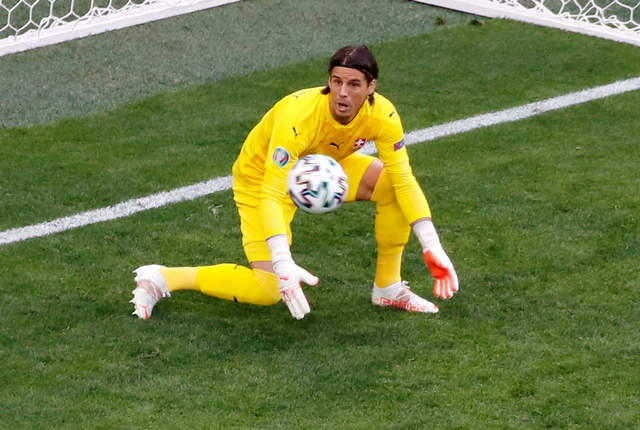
[424,244,458,300]
[413,220,459,300]
[267,234,319,320]
[273,259,319,320]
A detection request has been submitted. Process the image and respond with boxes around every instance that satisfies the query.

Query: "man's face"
[328,66,376,125]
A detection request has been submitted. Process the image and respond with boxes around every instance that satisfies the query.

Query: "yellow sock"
[371,170,411,288]
[160,264,279,306]
[375,251,403,288]
[159,267,198,292]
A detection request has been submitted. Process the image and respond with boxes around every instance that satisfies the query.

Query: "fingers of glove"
[293,286,311,315]
[433,274,453,300]
[450,266,460,293]
[433,278,442,299]
[448,275,457,299]
[444,269,460,299]
[281,289,307,320]
[285,299,304,320]
[285,299,306,320]
[436,278,446,300]
[442,275,453,299]
[294,266,319,287]
[280,285,310,320]
[440,271,458,300]
[435,279,448,300]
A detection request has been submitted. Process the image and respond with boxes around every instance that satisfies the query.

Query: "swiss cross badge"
[353,138,367,149]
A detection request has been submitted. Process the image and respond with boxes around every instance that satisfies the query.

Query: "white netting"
[413,0,640,45]
[0,0,239,55]
[1,0,167,38]
[495,0,640,34]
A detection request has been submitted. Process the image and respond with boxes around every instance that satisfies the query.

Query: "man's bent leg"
[369,168,411,288]
[334,154,438,313]
[340,154,411,288]
[130,190,290,318]
[151,224,285,307]
[195,265,279,305]
[159,265,280,305]
[131,263,280,319]
[351,160,437,313]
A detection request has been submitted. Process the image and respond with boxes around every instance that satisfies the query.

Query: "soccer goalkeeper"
[130,45,458,320]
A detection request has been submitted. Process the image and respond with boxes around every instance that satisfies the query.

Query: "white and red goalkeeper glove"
[267,235,319,320]
[413,220,459,300]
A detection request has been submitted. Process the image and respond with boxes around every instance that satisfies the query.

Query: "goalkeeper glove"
[413,219,459,300]
[267,234,319,320]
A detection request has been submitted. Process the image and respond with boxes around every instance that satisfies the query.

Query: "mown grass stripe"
[2,75,640,246]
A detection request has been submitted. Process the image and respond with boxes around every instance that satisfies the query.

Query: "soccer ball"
[287,154,349,214]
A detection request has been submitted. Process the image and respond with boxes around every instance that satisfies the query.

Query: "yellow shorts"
[233,152,377,262]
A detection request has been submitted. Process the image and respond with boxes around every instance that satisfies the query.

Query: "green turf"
[2,17,640,430]
[0,0,472,129]
[3,19,640,231]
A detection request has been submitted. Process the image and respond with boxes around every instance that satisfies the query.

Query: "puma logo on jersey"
[389,111,396,117]
[292,127,301,139]
[329,142,341,149]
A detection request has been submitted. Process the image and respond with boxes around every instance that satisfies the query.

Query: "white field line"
[2,76,640,246]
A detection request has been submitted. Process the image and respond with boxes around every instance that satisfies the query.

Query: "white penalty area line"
[2,76,640,247]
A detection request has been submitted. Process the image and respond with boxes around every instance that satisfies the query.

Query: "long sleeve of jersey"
[259,166,290,239]
[376,143,432,223]
[374,110,432,224]
[258,115,308,239]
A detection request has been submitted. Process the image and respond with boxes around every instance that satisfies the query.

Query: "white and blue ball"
[286,154,349,215]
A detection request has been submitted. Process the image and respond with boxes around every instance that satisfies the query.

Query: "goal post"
[0,0,241,57]
[412,0,640,46]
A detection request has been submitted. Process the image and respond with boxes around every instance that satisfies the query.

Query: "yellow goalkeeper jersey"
[232,87,431,238]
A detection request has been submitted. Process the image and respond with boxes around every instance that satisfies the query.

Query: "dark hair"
[321,45,378,105]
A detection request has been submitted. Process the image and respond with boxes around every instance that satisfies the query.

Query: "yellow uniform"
[130,44,461,319]
[233,87,430,262]
[158,87,433,306]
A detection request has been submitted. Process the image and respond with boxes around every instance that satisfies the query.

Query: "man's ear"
[368,79,377,95]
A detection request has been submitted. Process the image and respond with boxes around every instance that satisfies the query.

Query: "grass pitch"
[0,0,471,128]
[1,16,640,430]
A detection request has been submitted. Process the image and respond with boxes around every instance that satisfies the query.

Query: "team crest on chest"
[353,138,367,149]
[272,147,291,167]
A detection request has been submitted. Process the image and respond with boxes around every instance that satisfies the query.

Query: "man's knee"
[250,260,274,273]
[251,268,281,306]
[370,167,395,205]
[356,159,384,201]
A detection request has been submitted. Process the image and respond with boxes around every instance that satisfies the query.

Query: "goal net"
[413,0,640,46]
[0,0,240,56]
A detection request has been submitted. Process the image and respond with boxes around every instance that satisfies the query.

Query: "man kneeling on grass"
[130,45,459,321]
